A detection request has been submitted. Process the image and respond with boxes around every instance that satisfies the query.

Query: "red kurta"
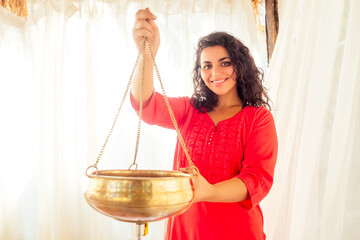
[131,92,278,240]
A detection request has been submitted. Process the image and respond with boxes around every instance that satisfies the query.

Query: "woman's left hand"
[180,166,249,203]
[180,167,215,203]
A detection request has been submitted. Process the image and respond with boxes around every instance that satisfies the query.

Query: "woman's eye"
[203,65,211,70]
[222,61,231,66]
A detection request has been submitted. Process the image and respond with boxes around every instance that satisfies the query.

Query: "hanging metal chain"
[146,39,195,169]
[86,37,196,176]
[86,38,146,176]
[128,38,147,170]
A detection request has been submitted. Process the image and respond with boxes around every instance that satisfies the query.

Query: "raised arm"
[131,8,160,103]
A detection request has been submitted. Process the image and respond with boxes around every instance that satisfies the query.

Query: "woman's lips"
[211,78,227,85]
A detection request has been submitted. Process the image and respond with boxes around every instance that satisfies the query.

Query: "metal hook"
[86,165,99,177]
[128,162,138,170]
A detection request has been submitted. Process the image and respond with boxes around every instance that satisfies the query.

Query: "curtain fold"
[262,0,360,239]
[0,1,262,239]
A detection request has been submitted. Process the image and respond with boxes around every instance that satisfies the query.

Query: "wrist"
[203,183,217,202]
[139,53,155,61]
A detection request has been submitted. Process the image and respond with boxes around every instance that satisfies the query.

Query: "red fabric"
[131,92,278,240]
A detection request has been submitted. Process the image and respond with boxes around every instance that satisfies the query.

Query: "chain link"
[89,38,146,172]
[147,39,195,169]
[128,38,147,170]
[88,37,195,174]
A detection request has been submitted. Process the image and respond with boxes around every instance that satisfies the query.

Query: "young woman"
[131,8,278,240]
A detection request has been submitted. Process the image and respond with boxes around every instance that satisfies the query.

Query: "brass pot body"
[85,170,194,223]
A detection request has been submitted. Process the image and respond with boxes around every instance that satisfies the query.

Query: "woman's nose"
[211,66,220,76]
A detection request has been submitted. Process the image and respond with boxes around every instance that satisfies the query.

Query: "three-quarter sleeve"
[130,91,190,129]
[236,107,278,210]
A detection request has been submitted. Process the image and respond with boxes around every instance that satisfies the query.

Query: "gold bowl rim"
[87,169,193,180]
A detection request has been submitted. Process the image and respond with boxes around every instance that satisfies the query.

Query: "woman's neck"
[214,94,242,111]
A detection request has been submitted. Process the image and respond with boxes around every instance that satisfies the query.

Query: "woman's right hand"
[132,8,160,57]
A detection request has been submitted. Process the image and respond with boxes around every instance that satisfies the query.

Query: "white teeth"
[212,79,226,84]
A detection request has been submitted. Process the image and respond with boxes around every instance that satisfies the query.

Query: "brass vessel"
[85,38,196,237]
[85,169,194,223]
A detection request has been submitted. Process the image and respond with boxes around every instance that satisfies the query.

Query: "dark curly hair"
[190,32,271,112]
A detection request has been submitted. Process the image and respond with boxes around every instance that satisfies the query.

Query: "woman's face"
[200,45,237,98]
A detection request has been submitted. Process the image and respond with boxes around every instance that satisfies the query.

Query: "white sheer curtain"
[262,0,360,239]
[0,1,262,239]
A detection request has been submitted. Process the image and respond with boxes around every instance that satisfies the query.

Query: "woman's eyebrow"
[218,57,231,62]
[201,57,231,64]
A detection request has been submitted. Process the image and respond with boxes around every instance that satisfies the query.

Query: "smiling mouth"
[211,78,227,84]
